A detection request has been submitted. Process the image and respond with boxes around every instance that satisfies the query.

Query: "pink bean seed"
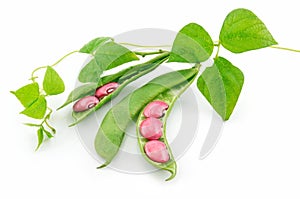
[143,100,169,118]
[73,96,99,112]
[95,82,119,99]
[139,117,163,140]
[144,140,170,163]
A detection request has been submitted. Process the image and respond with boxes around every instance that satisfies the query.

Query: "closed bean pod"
[94,66,199,174]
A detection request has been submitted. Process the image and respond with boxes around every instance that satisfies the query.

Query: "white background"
[1,0,300,198]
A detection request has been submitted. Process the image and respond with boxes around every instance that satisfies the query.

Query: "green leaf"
[41,126,53,139]
[78,59,103,83]
[11,82,39,108]
[197,57,244,120]
[43,67,65,95]
[21,96,47,119]
[36,127,44,150]
[23,123,41,127]
[78,41,139,83]
[219,8,277,53]
[169,23,213,63]
[96,42,139,70]
[79,37,112,54]
[57,83,97,110]
[44,129,53,138]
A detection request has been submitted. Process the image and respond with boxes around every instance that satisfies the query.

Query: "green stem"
[195,63,201,70]
[134,49,167,57]
[215,42,221,58]
[30,50,79,82]
[269,45,300,53]
[119,42,172,48]
[30,66,47,81]
[45,107,53,119]
[40,107,56,134]
[45,120,56,134]
[50,50,79,67]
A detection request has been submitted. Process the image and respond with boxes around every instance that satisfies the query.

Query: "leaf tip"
[97,163,108,169]
[68,123,76,127]
[34,142,42,151]
[222,115,229,121]
[35,145,41,151]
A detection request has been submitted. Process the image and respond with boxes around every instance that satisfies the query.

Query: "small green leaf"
[11,82,39,108]
[43,67,65,95]
[197,57,244,120]
[78,41,139,83]
[219,8,277,53]
[36,128,44,150]
[21,96,47,119]
[79,37,112,54]
[57,83,98,110]
[169,23,213,63]
[44,130,53,138]
[41,126,53,139]
[23,123,41,127]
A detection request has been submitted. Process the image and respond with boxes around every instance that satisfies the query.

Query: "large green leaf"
[21,96,47,119]
[43,67,65,95]
[78,59,102,83]
[95,41,139,70]
[197,57,244,120]
[78,41,139,83]
[169,23,213,63]
[219,8,277,53]
[11,82,40,108]
[79,37,112,54]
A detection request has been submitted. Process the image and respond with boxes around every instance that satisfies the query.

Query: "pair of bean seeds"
[139,101,169,163]
[73,82,119,112]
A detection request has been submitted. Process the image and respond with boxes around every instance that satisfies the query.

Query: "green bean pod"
[94,66,199,169]
[136,72,197,181]
[67,52,170,126]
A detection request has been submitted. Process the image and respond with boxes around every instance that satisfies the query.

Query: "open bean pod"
[66,52,170,126]
[94,66,199,173]
[136,71,198,181]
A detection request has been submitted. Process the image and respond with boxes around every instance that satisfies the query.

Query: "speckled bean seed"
[95,82,119,99]
[143,100,169,118]
[73,96,99,112]
[144,140,170,163]
[139,117,163,140]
